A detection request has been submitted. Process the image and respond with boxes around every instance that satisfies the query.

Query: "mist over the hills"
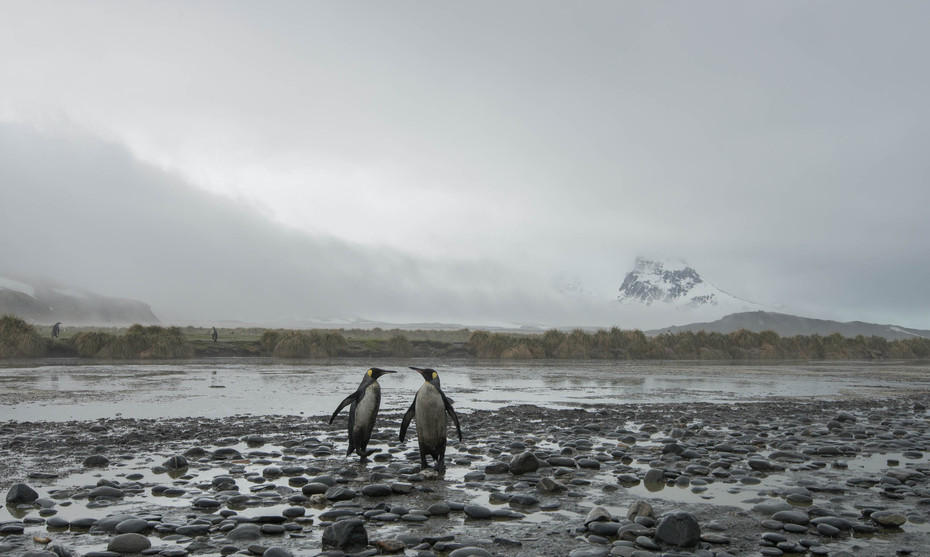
[2,121,930,330]
[1,122,631,327]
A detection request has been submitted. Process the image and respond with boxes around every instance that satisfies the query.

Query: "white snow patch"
[890,326,929,339]
[0,276,35,297]
[50,287,89,299]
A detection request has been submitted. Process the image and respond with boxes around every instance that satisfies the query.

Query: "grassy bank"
[466,328,930,360]
[3,316,929,360]
[0,315,47,358]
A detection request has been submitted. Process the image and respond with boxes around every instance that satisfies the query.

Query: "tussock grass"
[93,324,193,359]
[387,334,412,357]
[0,314,48,358]
[467,327,930,360]
[260,330,282,354]
[272,331,347,358]
[69,331,116,357]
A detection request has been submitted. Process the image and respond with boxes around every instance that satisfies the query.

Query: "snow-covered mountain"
[618,257,762,312]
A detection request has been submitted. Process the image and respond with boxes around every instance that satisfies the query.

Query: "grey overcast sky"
[1,1,929,328]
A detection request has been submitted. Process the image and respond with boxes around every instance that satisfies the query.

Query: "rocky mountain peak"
[618,257,731,308]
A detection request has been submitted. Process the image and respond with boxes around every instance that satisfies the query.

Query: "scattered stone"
[537,477,567,493]
[176,524,211,536]
[88,486,124,499]
[83,455,110,467]
[616,474,640,487]
[163,455,188,469]
[427,502,450,515]
[70,517,98,529]
[548,456,577,468]
[772,510,809,525]
[322,518,367,550]
[587,521,621,537]
[448,548,492,557]
[785,492,813,505]
[0,523,24,535]
[46,517,69,529]
[748,458,785,472]
[282,507,305,518]
[464,504,493,519]
[655,511,701,547]
[227,524,262,541]
[6,483,39,504]
[585,506,612,525]
[192,497,220,508]
[644,468,664,485]
[484,462,509,474]
[114,518,150,534]
[107,533,151,553]
[871,510,907,527]
[627,500,654,520]
[361,484,392,497]
[509,451,541,474]
[567,547,609,557]
[634,535,659,550]
[325,486,357,501]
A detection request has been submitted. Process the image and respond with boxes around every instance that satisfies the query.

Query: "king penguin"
[399,366,462,470]
[329,367,397,459]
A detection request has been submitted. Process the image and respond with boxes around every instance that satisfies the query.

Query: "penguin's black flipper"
[440,391,463,442]
[329,392,358,424]
[399,395,417,442]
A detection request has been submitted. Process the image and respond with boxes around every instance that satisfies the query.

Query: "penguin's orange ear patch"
[432,371,438,380]
[367,369,373,377]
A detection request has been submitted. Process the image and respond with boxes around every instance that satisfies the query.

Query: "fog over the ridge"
[1,122,928,330]
[0,123,630,327]
[1,2,930,328]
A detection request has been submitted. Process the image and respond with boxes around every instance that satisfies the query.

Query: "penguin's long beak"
[371,368,398,379]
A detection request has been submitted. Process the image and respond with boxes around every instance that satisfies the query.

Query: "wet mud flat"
[3,395,930,557]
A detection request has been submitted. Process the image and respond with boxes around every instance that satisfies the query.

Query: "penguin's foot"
[363,448,380,457]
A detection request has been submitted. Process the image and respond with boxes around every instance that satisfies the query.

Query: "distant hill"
[0,276,158,325]
[649,310,930,340]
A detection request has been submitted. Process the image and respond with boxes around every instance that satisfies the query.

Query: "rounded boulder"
[655,511,701,547]
[107,533,151,553]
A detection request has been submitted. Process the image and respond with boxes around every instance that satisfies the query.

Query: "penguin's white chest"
[353,382,380,434]
[415,382,446,442]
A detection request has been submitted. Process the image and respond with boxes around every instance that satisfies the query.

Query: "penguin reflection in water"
[400,366,463,471]
[330,367,397,460]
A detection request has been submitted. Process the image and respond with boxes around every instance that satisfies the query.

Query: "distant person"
[51,322,61,339]
[211,326,218,343]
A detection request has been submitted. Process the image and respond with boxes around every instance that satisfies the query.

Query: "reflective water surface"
[1,358,928,421]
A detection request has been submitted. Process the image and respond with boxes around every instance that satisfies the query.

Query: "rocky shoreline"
[3,395,930,557]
